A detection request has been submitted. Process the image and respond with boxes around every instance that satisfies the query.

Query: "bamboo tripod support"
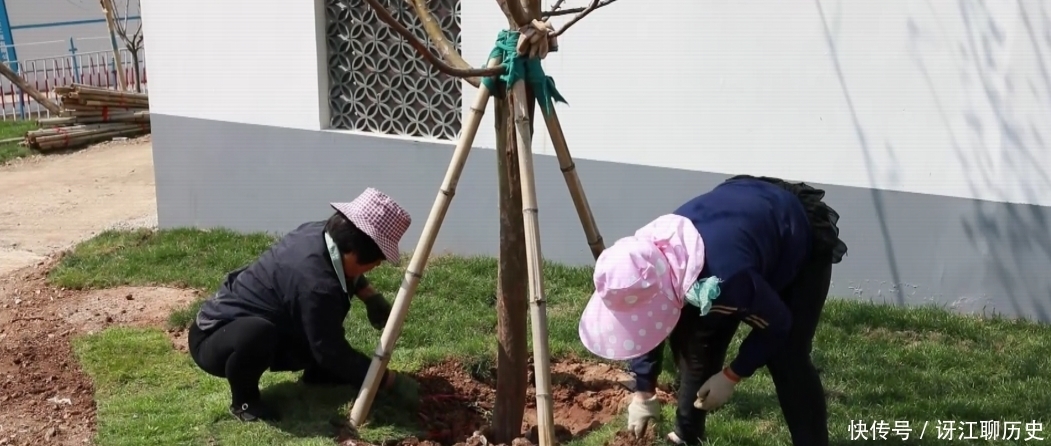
[348,79,607,446]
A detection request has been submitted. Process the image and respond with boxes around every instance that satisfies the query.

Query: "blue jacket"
[630,178,811,391]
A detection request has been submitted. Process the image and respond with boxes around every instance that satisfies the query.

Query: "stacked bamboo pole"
[25,84,150,151]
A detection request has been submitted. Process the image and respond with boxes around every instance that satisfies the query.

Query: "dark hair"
[325,211,385,264]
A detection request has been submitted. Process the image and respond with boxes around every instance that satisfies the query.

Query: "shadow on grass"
[259,373,493,444]
[259,381,362,439]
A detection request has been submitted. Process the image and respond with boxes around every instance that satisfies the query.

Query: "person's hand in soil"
[693,368,739,411]
[627,392,660,438]
[361,292,392,330]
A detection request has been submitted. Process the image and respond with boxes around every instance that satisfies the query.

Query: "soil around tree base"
[338,361,673,446]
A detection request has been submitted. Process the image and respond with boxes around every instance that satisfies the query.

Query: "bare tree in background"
[110,0,144,92]
[354,0,619,443]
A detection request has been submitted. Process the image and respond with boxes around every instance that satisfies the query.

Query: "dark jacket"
[631,178,811,390]
[195,221,370,379]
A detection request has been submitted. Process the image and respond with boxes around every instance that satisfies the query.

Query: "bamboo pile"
[25,84,150,151]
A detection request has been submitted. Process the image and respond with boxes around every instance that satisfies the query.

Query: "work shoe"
[229,400,281,423]
[667,431,706,445]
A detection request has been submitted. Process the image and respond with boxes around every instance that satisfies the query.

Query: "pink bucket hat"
[578,214,706,361]
[331,188,412,266]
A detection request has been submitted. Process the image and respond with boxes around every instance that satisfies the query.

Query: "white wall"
[138,0,328,130]
[141,0,1051,205]
[463,0,1051,206]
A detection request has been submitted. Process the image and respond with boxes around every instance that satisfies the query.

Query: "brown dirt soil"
[338,361,673,446]
[0,258,197,446]
[605,428,657,446]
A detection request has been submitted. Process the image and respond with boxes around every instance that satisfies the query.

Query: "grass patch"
[0,119,38,165]
[48,228,278,328]
[64,229,1051,445]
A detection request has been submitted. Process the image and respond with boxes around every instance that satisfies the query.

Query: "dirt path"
[0,135,158,276]
[0,137,197,446]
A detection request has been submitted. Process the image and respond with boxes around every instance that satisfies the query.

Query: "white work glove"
[694,368,740,411]
[626,394,661,437]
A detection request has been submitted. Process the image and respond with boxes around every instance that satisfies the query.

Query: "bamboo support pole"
[30,122,143,136]
[69,83,147,96]
[510,80,555,446]
[0,63,61,114]
[38,111,149,127]
[26,118,149,150]
[28,123,146,138]
[349,64,499,428]
[100,0,128,90]
[58,84,149,100]
[32,126,147,151]
[540,106,605,259]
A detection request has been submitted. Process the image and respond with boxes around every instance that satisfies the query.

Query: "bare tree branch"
[541,0,619,17]
[363,0,504,80]
[129,0,143,50]
[546,0,567,16]
[409,0,483,88]
[496,0,531,27]
[122,0,131,36]
[524,0,542,20]
[111,0,133,44]
[552,0,599,36]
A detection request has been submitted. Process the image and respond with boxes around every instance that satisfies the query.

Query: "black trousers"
[188,317,371,404]
[670,254,833,446]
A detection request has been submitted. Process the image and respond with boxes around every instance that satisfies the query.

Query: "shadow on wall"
[817,0,1051,321]
[813,0,909,308]
[914,0,1051,321]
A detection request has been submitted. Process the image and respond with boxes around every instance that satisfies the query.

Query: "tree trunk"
[491,89,529,444]
[130,50,142,93]
[493,4,539,440]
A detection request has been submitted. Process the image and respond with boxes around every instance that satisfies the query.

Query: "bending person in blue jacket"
[578,175,847,446]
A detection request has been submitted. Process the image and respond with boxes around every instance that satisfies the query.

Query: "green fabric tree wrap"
[480,30,567,114]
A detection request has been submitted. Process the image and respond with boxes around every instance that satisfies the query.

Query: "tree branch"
[110,0,132,43]
[552,0,599,36]
[363,0,504,80]
[546,0,567,15]
[122,0,131,34]
[409,0,483,88]
[497,0,531,27]
[524,0,542,20]
[541,0,619,17]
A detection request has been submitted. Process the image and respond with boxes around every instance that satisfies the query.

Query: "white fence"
[0,47,147,121]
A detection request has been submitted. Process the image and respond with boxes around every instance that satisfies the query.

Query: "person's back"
[579,174,847,446]
[196,220,342,336]
[673,178,811,290]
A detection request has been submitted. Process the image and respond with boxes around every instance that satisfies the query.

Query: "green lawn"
[0,119,37,165]
[55,229,1051,446]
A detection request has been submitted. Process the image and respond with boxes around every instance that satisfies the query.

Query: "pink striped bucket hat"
[578,214,706,361]
[331,188,412,266]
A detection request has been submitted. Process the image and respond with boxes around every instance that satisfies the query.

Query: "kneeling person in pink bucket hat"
[188,188,420,423]
[578,175,848,446]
